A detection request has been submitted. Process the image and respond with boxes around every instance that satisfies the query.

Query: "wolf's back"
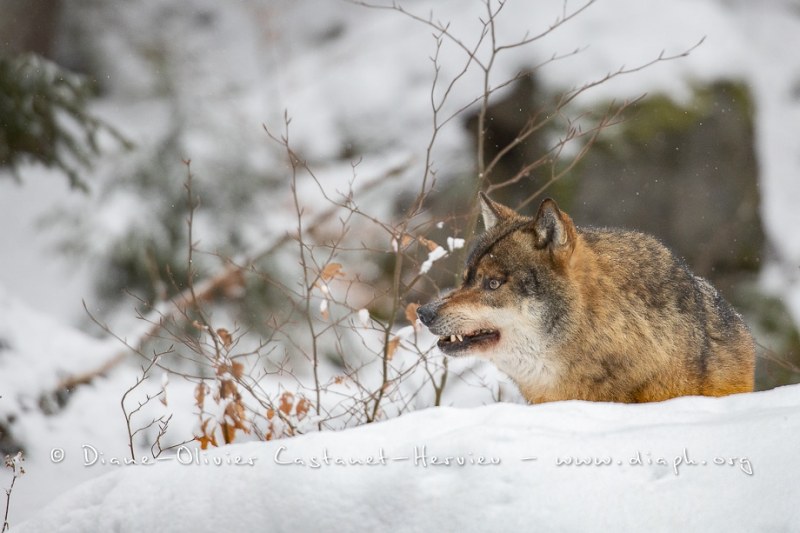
[573,226,755,401]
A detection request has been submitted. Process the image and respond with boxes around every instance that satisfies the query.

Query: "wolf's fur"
[417,194,755,403]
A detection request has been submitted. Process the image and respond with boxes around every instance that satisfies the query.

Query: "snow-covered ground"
[3,0,800,529]
[0,287,203,523]
[14,383,800,532]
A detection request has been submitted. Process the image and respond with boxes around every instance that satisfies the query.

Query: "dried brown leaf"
[230,361,245,379]
[320,262,344,282]
[225,401,249,431]
[417,236,439,252]
[221,422,236,444]
[194,382,206,410]
[216,328,233,349]
[196,418,218,450]
[219,379,238,400]
[296,397,310,421]
[386,336,401,361]
[279,391,294,416]
[405,303,420,326]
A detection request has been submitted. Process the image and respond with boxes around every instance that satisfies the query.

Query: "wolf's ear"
[479,192,517,230]
[531,198,576,256]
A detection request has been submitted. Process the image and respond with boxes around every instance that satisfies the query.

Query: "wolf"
[417,193,755,403]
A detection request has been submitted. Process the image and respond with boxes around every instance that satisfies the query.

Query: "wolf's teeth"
[456,334,463,342]
[450,335,456,343]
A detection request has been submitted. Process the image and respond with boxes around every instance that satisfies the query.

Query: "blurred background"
[2,0,800,522]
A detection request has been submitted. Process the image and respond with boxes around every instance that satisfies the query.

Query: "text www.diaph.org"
[553,448,753,476]
[51,445,754,476]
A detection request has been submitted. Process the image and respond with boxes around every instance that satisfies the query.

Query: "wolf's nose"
[417,302,438,326]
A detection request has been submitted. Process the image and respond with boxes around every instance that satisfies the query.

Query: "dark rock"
[570,82,763,291]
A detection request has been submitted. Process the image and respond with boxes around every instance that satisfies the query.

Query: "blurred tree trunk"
[0,0,62,58]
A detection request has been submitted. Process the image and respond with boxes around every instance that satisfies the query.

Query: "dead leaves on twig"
[218,379,238,400]
[386,336,401,361]
[405,303,420,330]
[221,401,249,444]
[216,328,233,349]
[295,397,310,421]
[194,365,250,449]
[416,236,440,253]
[391,233,415,252]
[278,390,294,416]
[393,233,443,254]
[191,321,236,352]
[196,419,218,450]
[319,262,344,283]
[216,361,244,380]
[265,391,311,441]
[194,382,207,410]
[314,262,346,320]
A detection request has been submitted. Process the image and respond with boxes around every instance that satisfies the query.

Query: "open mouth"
[437,329,500,353]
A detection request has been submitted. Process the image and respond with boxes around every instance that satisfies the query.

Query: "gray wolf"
[417,193,755,403]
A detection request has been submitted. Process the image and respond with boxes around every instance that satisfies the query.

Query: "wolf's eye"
[487,279,501,290]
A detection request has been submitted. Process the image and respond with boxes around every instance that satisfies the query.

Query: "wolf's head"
[417,193,577,363]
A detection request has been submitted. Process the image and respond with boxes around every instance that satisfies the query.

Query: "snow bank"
[14,384,800,533]
[0,285,201,523]
[0,285,114,416]
[4,0,800,529]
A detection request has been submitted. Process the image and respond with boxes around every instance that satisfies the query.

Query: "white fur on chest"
[486,309,560,392]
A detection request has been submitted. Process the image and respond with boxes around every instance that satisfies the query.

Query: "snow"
[13,384,800,532]
[357,308,371,327]
[447,237,466,252]
[419,245,448,274]
[0,286,203,522]
[3,0,800,529]
[0,286,113,411]
[0,169,95,322]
